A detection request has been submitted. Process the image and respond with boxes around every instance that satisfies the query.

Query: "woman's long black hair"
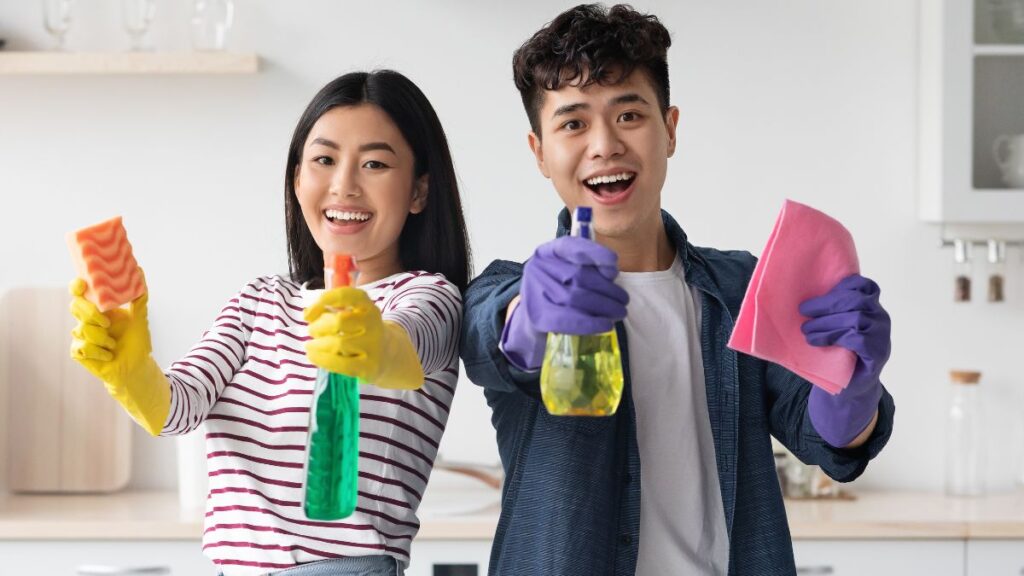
[284,70,472,292]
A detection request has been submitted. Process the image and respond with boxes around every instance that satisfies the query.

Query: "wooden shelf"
[974,44,1024,57]
[0,51,259,75]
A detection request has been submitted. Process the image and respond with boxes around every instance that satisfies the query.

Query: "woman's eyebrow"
[358,142,396,155]
[309,138,395,155]
[310,137,339,149]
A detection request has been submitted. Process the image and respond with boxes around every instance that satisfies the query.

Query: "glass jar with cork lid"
[946,370,985,496]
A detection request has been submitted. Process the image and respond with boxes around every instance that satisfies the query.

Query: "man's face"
[528,69,679,241]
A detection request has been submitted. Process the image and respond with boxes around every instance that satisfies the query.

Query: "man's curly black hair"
[512,4,672,136]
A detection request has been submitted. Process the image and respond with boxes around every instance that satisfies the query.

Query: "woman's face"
[294,104,428,284]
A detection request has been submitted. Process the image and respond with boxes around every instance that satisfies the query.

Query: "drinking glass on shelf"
[191,0,234,52]
[122,0,156,52]
[42,0,76,51]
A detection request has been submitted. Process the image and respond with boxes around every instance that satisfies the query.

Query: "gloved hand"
[68,275,170,436]
[500,236,630,371]
[799,274,891,447]
[305,287,423,390]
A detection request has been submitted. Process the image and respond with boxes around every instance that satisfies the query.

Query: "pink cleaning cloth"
[727,199,860,395]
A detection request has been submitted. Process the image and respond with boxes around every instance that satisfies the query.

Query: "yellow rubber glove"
[68,276,171,436]
[305,287,424,390]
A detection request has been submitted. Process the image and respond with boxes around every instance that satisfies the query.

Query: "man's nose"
[587,120,625,160]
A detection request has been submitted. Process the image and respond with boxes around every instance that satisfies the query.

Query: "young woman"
[69,70,471,576]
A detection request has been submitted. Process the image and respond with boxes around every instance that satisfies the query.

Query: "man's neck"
[596,217,676,273]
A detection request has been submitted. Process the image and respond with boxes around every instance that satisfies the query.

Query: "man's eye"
[363,160,389,169]
[619,111,640,122]
[562,120,583,131]
[313,156,334,166]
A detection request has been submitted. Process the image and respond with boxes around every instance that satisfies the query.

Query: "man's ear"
[410,173,429,214]
[665,106,680,158]
[527,131,550,178]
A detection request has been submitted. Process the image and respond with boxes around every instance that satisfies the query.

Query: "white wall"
[2,0,1022,493]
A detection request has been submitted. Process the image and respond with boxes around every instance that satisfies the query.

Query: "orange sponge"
[67,216,146,312]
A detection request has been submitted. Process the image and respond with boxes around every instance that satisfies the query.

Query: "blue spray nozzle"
[572,206,593,240]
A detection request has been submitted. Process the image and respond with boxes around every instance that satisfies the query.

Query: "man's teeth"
[585,172,635,186]
[325,210,371,222]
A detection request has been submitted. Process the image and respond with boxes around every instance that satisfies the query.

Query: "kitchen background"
[2,0,1023,493]
[2,0,1024,573]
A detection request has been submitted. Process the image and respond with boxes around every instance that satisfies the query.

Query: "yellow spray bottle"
[539,206,624,416]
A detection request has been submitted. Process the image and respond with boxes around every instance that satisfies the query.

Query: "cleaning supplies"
[68,278,170,437]
[66,216,146,312]
[67,217,169,437]
[727,199,860,395]
[539,206,624,416]
[303,253,361,520]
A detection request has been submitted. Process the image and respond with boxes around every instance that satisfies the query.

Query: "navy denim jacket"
[460,209,895,575]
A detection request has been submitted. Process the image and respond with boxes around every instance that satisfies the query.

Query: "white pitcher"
[993,134,1024,188]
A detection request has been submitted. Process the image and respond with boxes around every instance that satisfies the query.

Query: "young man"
[460,5,894,575]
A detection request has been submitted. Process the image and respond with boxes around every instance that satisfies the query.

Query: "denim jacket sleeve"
[459,259,543,400]
[765,361,895,482]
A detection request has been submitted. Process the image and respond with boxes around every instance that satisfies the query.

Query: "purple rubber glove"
[799,274,891,448]
[500,236,630,371]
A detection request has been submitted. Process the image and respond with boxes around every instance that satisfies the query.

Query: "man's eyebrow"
[550,94,650,120]
[610,93,650,106]
[551,102,589,119]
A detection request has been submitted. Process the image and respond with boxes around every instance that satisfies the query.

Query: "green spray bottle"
[539,206,625,416]
[303,253,360,519]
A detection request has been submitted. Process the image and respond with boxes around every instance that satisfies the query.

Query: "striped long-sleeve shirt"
[160,271,462,576]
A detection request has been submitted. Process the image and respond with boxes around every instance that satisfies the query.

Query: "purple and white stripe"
[159,272,461,576]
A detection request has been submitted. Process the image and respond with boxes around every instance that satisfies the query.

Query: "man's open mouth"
[583,171,636,197]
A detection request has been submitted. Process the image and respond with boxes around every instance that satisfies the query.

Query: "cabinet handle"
[76,566,171,575]
[796,567,834,575]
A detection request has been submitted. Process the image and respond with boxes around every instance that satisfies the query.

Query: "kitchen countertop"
[3,489,1024,541]
[786,489,1024,539]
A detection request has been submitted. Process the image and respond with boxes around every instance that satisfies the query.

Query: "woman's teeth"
[325,210,371,223]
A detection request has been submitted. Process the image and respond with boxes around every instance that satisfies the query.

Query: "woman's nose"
[329,166,362,197]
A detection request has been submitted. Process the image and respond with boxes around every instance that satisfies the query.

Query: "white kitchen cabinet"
[3,538,1023,576]
[0,539,493,576]
[406,540,491,576]
[792,540,965,576]
[918,0,1024,222]
[966,539,1024,575]
[0,540,214,575]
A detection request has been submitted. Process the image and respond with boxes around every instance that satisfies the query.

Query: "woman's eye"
[363,160,389,169]
[313,156,334,166]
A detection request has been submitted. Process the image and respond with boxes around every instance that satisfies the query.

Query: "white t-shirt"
[618,256,730,576]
